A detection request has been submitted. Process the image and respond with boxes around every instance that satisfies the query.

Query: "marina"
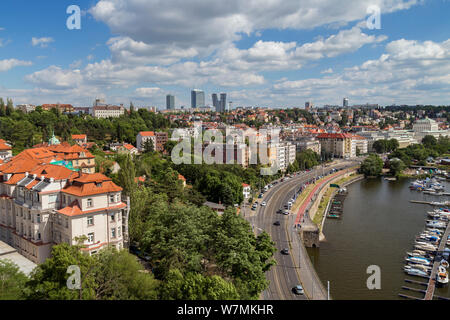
[308,178,450,300]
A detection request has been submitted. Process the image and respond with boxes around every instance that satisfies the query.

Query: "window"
[118,226,121,237]
[116,194,121,202]
[111,228,116,238]
[87,216,94,226]
[65,218,68,228]
[87,233,94,243]
[109,194,115,203]
[38,233,41,240]
[87,198,93,208]
[37,214,41,223]
[110,214,115,222]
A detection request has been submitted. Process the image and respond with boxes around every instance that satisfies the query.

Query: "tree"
[0,260,28,300]
[117,154,136,197]
[142,138,155,154]
[360,154,383,177]
[93,248,159,300]
[389,159,406,177]
[422,135,437,148]
[25,243,98,300]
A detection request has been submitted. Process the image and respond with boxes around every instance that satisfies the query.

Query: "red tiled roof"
[62,173,122,196]
[58,201,127,217]
[72,134,86,140]
[317,133,353,139]
[139,131,155,137]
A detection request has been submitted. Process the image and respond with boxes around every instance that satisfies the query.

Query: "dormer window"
[96,182,102,187]
[87,198,93,208]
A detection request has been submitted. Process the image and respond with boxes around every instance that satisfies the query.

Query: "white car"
[261,201,267,206]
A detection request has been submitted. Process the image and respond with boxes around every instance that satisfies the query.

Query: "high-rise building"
[212,93,219,111]
[191,89,205,109]
[343,98,349,108]
[212,92,227,112]
[166,94,175,110]
[220,93,227,112]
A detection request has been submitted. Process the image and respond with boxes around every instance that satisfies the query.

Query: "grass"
[312,173,363,228]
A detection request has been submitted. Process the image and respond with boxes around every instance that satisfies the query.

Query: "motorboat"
[415,243,438,251]
[404,267,430,278]
[405,264,431,272]
[440,259,449,269]
[405,256,432,266]
[437,266,449,286]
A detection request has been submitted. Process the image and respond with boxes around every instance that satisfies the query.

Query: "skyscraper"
[343,98,349,108]
[212,93,219,111]
[212,92,227,112]
[166,94,175,110]
[191,89,205,109]
[220,93,227,112]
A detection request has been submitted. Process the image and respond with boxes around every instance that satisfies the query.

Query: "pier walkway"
[424,221,450,300]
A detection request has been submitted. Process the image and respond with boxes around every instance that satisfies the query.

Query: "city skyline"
[0,1,449,108]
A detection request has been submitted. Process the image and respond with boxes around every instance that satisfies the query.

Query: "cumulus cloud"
[272,38,450,105]
[31,37,54,48]
[135,87,162,97]
[0,59,32,72]
[90,0,417,62]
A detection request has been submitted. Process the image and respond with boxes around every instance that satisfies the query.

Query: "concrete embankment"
[316,174,364,241]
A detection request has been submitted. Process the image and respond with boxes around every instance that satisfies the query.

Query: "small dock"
[410,200,450,206]
[424,220,450,300]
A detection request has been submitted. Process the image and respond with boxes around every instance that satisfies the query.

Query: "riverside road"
[245,160,359,300]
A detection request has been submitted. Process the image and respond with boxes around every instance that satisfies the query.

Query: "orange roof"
[0,139,11,151]
[242,183,250,187]
[25,179,40,190]
[71,134,86,140]
[123,144,136,151]
[3,173,25,185]
[58,200,127,217]
[178,174,186,181]
[139,131,155,137]
[30,164,77,180]
[62,173,122,196]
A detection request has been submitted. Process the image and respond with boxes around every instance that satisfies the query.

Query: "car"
[277,209,283,214]
[283,210,289,215]
[251,207,256,211]
[261,201,266,206]
[293,285,304,295]
[258,193,263,198]
[274,221,281,226]
[281,248,290,255]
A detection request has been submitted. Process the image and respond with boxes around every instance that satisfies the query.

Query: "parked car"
[281,248,290,255]
[261,201,267,206]
[274,221,281,226]
[283,210,289,215]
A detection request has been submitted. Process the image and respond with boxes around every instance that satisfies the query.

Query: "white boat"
[406,256,432,266]
[437,266,449,285]
[406,264,431,272]
[404,267,430,278]
[440,260,449,269]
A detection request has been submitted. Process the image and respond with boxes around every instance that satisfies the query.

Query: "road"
[247,160,359,300]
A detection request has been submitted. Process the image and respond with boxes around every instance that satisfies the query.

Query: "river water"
[307,178,450,300]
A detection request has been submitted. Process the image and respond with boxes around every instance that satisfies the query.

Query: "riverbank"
[308,178,450,300]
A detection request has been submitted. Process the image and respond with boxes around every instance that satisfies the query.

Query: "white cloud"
[25,66,83,89]
[90,0,417,62]
[321,68,334,74]
[31,37,54,48]
[272,38,450,106]
[0,59,32,72]
[135,87,162,97]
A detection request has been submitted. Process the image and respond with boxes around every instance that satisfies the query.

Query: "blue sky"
[0,0,449,108]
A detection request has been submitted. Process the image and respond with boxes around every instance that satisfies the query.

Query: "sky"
[0,0,449,109]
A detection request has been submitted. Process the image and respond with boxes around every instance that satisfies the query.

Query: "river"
[307,177,450,300]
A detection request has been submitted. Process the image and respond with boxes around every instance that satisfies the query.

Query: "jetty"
[424,220,450,300]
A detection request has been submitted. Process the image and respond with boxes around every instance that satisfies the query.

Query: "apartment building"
[41,104,74,113]
[136,131,169,152]
[0,149,129,264]
[317,133,355,158]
